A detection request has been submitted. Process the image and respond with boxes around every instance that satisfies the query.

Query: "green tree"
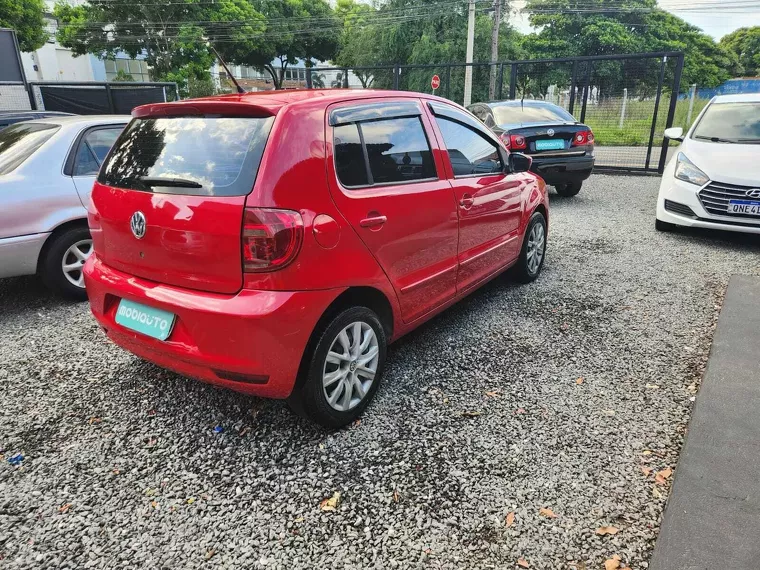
[720,26,760,77]
[226,0,340,89]
[522,0,740,93]
[1,0,48,52]
[54,0,266,93]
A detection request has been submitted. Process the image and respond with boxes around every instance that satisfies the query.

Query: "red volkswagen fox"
[84,90,549,427]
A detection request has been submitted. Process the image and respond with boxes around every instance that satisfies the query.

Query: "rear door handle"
[359,215,387,228]
[459,195,474,209]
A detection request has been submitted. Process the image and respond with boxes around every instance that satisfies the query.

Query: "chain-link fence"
[28,82,180,115]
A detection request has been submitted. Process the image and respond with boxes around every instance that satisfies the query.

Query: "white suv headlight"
[674,152,709,186]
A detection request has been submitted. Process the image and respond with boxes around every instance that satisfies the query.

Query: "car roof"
[21,114,130,126]
[134,89,454,118]
[712,93,760,103]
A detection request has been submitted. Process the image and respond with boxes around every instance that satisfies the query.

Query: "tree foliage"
[522,0,740,94]
[1,0,48,52]
[720,27,760,77]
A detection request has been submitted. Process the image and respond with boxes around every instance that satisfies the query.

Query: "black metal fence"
[307,52,685,174]
[28,81,179,115]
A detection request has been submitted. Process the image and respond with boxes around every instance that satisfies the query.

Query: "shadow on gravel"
[667,226,760,251]
[0,276,74,319]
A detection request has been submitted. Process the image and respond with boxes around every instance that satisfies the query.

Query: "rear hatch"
[91,111,274,294]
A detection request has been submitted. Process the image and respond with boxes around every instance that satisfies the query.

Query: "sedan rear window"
[0,123,60,175]
[99,116,274,196]
[492,103,575,127]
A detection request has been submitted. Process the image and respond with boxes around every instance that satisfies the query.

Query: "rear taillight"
[573,130,595,147]
[242,208,303,272]
[500,133,527,150]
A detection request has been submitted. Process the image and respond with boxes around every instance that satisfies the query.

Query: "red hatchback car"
[84,89,549,427]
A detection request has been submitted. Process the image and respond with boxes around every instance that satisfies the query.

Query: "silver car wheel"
[61,239,93,289]
[525,222,545,275]
[322,321,379,412]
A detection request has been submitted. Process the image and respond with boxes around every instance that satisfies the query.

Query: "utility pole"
[463,0,476,107]
[488,0,502,101]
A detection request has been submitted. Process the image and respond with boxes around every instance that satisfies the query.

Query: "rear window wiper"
[693,135,736,143]
[736,138,760,144]
[138,176,202,188]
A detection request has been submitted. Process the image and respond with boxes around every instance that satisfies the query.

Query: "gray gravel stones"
[2,175,760,569]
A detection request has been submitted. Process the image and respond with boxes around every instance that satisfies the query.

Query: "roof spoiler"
[133,99,280,119]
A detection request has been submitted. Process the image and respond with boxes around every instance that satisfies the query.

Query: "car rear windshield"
[692,102,760,143]
[491,103,575,127]
[98,116,275,196]
[0,123,60,175]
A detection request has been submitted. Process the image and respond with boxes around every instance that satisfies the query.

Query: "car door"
[426,101,525,294]
[326,98,460,324]
[67,125,124,208]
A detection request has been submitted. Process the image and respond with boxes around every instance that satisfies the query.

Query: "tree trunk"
[488,0,503,101]
[264,64,281,89]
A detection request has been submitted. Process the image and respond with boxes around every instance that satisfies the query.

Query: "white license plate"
[728,200,760,216]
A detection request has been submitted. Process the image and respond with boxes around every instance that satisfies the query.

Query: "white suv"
[656,93,760,235]
[0,115,128,299]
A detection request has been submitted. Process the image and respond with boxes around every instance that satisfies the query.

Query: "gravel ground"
[2,174,760,570]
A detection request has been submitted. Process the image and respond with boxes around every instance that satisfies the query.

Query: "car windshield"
[491,103,575,127]
[99,116,274,196]
[692,102,760,143]
[0,122,60,175]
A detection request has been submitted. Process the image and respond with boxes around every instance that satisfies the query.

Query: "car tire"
[512,210,547,284]
[555,182,582,197]
[655,218,676,232]
[287,306,387,428]
[39,225,93,301]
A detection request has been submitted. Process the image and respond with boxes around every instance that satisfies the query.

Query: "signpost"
[431,74,440,94]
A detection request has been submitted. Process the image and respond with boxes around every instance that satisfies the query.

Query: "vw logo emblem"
[746,189,760,199]
[130,211,146,239]
[547,129,555,137]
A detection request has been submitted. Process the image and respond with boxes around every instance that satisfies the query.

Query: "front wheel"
[555,182,582,197]
[288,306,387,428]
[512,211,547,283]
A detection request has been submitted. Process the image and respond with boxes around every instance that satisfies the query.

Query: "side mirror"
[664,127,684,141]
[508,152,532,174]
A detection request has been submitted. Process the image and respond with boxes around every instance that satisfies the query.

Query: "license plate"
[727,200,760,216]
[535,139,565,151]
[115,299,176,341]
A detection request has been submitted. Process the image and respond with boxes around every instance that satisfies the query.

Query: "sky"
[511,0,760,39]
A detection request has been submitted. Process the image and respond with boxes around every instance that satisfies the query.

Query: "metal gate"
[308,52,685,174]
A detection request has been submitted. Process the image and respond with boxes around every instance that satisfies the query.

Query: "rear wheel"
[39,225,93,301]
[512,211,547,284]
[287,306,387,428]
[655,218,676,232]
[555,182,582,197]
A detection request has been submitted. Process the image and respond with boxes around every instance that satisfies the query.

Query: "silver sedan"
[0,115,128,299]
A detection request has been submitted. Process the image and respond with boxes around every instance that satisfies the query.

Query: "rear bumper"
[530,154,595,185]
[84,254,344,398]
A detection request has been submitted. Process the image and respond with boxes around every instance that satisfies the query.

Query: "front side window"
[435,117,503,176]
[333,116,436,187]
[0,123,60,175]
[99,116,274,196]
[692,102,760,144]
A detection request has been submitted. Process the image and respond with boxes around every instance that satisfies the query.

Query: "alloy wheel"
[322,321,379,412]
[526,222,545,275]
[61,239,93,288]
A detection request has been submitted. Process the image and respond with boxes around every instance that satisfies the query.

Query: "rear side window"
[99,116,274,196]
[435,117,503,176]
[333,116,436,187]
[0,123,60,175]
[73,127,123,176]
